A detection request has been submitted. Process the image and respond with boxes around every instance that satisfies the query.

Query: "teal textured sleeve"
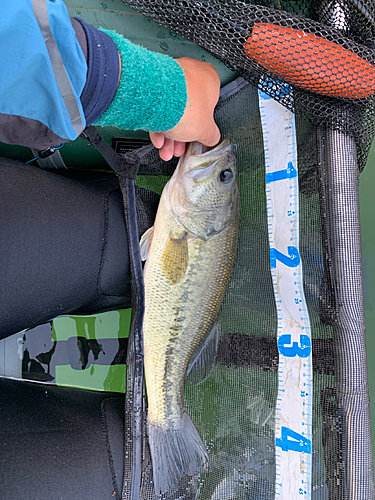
[94,30,187,132]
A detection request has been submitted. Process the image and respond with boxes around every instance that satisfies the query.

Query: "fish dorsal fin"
[139,226,154,261]
[161,234,188,285]
[186,321,220,385]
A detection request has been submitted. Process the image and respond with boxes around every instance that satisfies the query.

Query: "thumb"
[200,120,221,147]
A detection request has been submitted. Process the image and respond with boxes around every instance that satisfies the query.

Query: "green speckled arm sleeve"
[94,30,187,132]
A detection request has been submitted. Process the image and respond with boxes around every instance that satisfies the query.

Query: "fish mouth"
[186,138,232,162]
[180,139,234,178]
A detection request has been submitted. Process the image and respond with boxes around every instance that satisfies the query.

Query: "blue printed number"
[278,334,311,358]
[266,162,297,184]
[276,426,312,454]
[270,246,300,269]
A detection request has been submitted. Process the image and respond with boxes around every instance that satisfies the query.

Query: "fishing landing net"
[118,1,375,499]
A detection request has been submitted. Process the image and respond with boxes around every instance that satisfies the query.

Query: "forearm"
[71,19,187,133]
[94,29,187,133]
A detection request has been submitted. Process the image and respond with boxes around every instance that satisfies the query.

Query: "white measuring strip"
[258,89,313,500]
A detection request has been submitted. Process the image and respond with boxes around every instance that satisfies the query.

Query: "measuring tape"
[258,89,313,499]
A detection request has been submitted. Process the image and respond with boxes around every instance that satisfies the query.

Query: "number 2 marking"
[270,246,300,268]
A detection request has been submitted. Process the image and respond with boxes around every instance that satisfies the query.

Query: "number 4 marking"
[276,426,312,454]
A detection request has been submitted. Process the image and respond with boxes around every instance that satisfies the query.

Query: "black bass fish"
[140,139,240,495]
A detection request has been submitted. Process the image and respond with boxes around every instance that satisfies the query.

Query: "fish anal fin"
[139,226,154,261]
[161,234,188,285]
[148,413,209,495]
[186,321,220,385]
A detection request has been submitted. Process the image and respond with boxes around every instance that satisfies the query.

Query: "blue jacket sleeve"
[0,0,87,145]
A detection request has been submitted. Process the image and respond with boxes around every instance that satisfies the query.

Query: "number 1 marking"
[266,161,297,184]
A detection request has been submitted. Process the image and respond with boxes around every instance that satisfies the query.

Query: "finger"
[172,141,186,158]
[200,121,221,147]
[158,137,175,161]
[149,131,165,149]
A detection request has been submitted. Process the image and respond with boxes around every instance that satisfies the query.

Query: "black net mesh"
[121,72,373,498]
[121,0,375,171]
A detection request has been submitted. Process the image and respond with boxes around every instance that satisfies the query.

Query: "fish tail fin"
[148,412,209,495]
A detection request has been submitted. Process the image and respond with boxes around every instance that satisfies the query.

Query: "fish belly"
[144,225,233,421]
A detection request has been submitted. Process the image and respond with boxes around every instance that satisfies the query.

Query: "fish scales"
[140,140,240,495]
[144,202,237,422]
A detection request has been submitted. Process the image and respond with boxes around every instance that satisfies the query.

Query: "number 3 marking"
[278,334,312,358]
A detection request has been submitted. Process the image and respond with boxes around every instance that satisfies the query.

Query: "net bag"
[117,1,375,500]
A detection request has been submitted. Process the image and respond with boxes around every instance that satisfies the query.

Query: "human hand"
[149,57,221,161]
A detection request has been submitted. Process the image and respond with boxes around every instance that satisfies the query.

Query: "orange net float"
[244,23,375,99]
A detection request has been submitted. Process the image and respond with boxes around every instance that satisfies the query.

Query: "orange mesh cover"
[244,23,375,99]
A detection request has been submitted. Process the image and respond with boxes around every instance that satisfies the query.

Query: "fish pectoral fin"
[139,226,154,261]
[186,321,220,385]
[161,234,188,285]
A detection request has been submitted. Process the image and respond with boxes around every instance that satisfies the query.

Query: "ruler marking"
[259,89,313,500]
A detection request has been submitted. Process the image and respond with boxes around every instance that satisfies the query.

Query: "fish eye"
[219,168,234,183]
